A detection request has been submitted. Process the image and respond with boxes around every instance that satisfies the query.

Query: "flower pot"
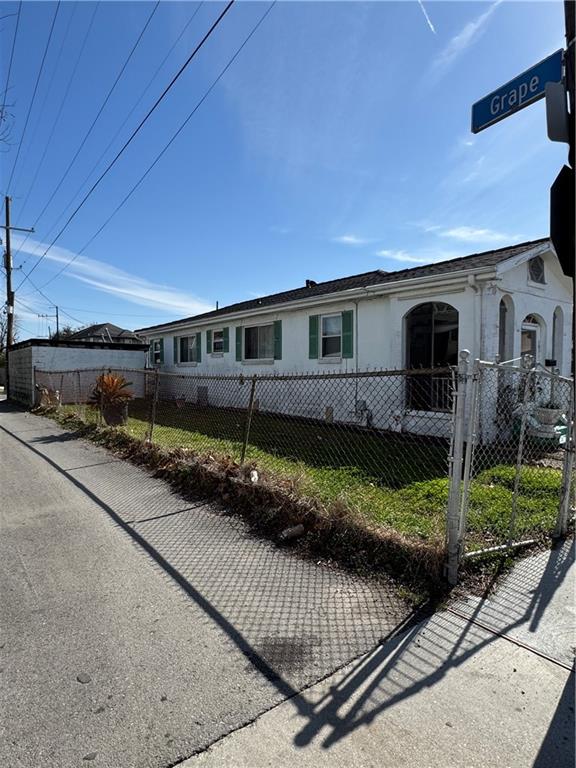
[534,407,562,426]
[102,403,128,426]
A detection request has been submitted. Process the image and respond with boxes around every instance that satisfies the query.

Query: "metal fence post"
[458,358,481,549]
[508,368,534,546]
[146,369,160,443]
[555,379,575,537]
[445,350,470,586]
[240,375,257,464]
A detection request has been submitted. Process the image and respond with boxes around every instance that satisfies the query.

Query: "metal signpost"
[471,49,563,133]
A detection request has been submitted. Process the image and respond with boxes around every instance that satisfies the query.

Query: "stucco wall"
[33,345,146,372]
[144,287,480,376]
[8,346,33,405]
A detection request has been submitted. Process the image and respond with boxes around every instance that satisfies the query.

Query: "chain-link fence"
[33,360,575,584]
[458,361,574,557]
[34,366,456,545]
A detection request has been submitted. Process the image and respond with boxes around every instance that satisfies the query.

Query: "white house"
[134,239,572,436]
[137,238,572,377]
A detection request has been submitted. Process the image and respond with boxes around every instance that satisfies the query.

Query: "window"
[521,314,542,363]
[151,338,163,365]
[309,311,353,360]
[212,329,224,353]
[321,314,342,358]
[528,256,545,284]
[405,302,458,411]
[179,335,199,363]
[244,324,274,360]
[498,296,514,363]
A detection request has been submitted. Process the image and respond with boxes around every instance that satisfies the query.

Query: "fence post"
[458,358,481,548]
[240,376,257,464]
[508,368,534,546]
[146,368,160,443]
[445,349,470,586]
[555,379,575,537]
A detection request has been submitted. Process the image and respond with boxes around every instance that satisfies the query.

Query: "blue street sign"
[471,49,563,134]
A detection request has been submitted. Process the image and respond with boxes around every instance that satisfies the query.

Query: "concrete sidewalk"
[184,541,575,768]
[0,405,410,768]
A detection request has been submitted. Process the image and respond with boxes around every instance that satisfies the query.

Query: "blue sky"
[0,0,566,337]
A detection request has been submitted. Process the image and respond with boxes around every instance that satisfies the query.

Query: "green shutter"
[223,326,229,353]
[196,332,202,363]
[236,326,242,361]
[309,315,319,359]
[173,336,178,364]
[273,320,282,360]
[158,338,164,364]
[342,310,353,358]
[206,329,212,354]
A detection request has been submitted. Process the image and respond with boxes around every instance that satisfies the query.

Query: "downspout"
[353,299,360,409]
[468,275,483,360]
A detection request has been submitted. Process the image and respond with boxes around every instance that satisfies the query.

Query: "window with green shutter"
[223,326,229,353]
[235,326,242,361]
[342,310,353,358]
[312,311,354,360]
[309,315,319,359]
[176,335,200,363]
[273,320,282,360]
[206,329,212,354]
[151,338,164,365]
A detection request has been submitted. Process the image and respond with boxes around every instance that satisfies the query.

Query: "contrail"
[418,0,436,34]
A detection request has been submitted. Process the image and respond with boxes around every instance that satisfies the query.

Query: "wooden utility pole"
[2,195,34,399]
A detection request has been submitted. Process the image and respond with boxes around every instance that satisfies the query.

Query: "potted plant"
[90,372,133,426]
[534,399,564,425]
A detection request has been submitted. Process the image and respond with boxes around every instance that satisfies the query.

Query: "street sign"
[471,49,563,133]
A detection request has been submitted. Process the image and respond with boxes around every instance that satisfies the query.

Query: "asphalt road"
[0,404,410,768]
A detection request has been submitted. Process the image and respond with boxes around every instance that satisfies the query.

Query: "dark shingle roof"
[70,323,143,341]
[136,238,549,333]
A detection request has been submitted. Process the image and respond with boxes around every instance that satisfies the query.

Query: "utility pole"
[38,306,59,339]
[2,195,34,399]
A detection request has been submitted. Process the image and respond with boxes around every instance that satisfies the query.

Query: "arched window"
[528,256,545,284]
[552,306,563,369]
[405,302,458,410]
[521,314,545,364]
[498,295,514,363]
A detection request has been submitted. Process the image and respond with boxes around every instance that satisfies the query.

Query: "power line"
[14,2,100,267]
[12,2,77,202]
[31,1,205,253]
[13,1,157,263]
[0,0,22,118]
[41,1,275,289]
[18,0,235,289]
[14,1,81,224]
[5,1,62,194]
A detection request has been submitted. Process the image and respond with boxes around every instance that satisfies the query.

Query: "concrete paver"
[0,405,410,768]
[184,541,575,768]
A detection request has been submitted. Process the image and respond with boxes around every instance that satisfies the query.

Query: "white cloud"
[439,226,519,243]
[417,0,436,34]
[333,234,370,246]
[431,0,502,81]
[13,236,214,317]
[376,248,458,265]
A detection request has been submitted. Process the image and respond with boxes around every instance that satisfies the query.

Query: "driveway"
[0,404,411,767]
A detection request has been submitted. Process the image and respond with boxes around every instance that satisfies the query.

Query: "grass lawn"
[61,399,563,546]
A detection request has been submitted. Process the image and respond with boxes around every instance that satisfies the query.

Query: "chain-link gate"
[458,359,574,562]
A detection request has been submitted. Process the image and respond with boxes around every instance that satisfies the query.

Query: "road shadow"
[290,538,574,757]
[1,404,573,766]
